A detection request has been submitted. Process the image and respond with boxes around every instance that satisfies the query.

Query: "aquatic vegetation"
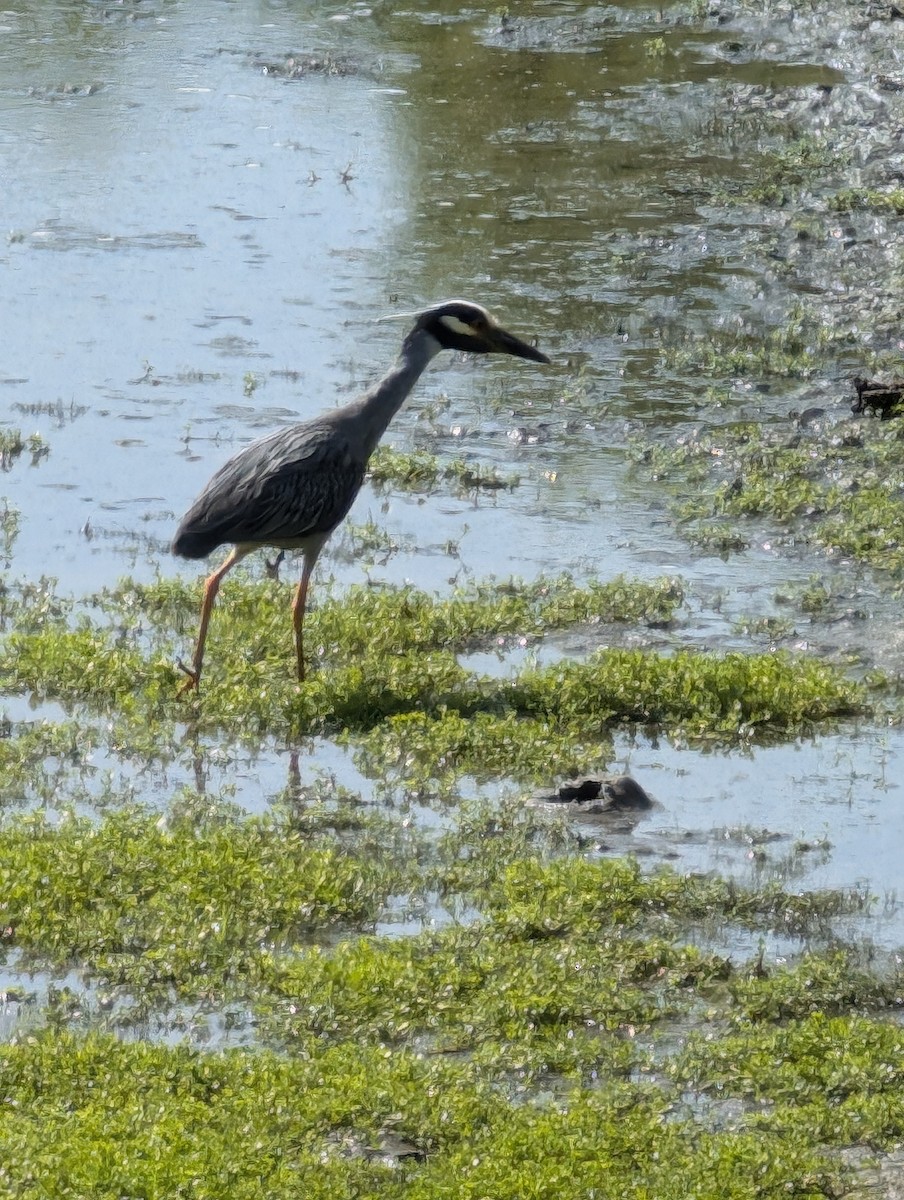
[0,577,70,637]
[0,570,870,793]
[743,135,842,208]
[686,522,749,555]
[369,444,518,493]
[0,428,47,471]
[829,186,904,215]
[0,718,100,808]
[351,648,867,790]
[0,806,399,998]
[0,428,47,562]
[728,950,902,1023]
[0,502,20,562]
[633,418,904,586]
[3,572,685,724]
[476,856,865,940]
[258,919,677,1055]
[645,35,667,58]
[663,307,831,380]
[733,614,796,641]
[674,1014,904,1151]
[342,517,408,563]
[0,816,889,1199]
[509,648,863,733]
[0,1028,842,1200]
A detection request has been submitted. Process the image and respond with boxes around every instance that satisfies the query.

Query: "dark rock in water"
[851,375,904,418]
[533,774,654,814]
[797,406,826,427]
[557,778,605,803]
[601,775,654,812]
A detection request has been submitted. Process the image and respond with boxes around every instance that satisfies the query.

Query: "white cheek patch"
[439,314,479,338]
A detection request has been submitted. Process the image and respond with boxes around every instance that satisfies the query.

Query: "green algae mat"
[1,809,900,1200]
[0,568,894,1198]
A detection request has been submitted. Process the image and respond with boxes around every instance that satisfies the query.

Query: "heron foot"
[176,658,201,696]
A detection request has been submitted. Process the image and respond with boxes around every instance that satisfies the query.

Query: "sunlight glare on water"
[2,0,414,592]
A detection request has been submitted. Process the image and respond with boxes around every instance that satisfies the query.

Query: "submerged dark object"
[172,301,550,693]
[851,375,904,418]
[537,775,654,814]
[256,53,358,79]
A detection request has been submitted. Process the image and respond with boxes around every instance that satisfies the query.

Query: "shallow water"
[2,0,904,947]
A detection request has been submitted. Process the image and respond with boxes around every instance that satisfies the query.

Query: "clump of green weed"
[0,570,870,789]
[0,718,100,807]
[370,445,518,493]
[633,417,904,584]
[0,806,398,998]
[351,644,867,788]
[0,428,47,471]
[674,1013,904,1152]
[829,187,904,215]
[729,949,901,1023]
[663,305,831,380]
[0,1028,844,1199]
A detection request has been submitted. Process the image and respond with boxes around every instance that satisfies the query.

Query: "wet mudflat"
[3,0,904,1195]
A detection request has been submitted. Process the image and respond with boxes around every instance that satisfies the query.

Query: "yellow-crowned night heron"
[172,299,550,691]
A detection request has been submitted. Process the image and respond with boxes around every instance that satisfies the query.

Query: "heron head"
[413,300,551,364]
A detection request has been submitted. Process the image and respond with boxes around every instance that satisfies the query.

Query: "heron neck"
[357,329,442,458]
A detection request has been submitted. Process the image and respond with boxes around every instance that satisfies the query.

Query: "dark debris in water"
[851,375,904,418]
[532,774,655,815]
[860,1,904,22]
[254,53,359,80]
[25,82,104,100]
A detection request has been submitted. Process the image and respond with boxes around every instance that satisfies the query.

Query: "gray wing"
[173,419,366,557]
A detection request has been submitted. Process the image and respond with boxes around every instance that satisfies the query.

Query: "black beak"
[493,327,551,364]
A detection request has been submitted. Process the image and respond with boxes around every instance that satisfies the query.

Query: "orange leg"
[178,547,247,695]
[291,555,317,683]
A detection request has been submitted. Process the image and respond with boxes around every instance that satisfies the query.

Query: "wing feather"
[173,420,366,558]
